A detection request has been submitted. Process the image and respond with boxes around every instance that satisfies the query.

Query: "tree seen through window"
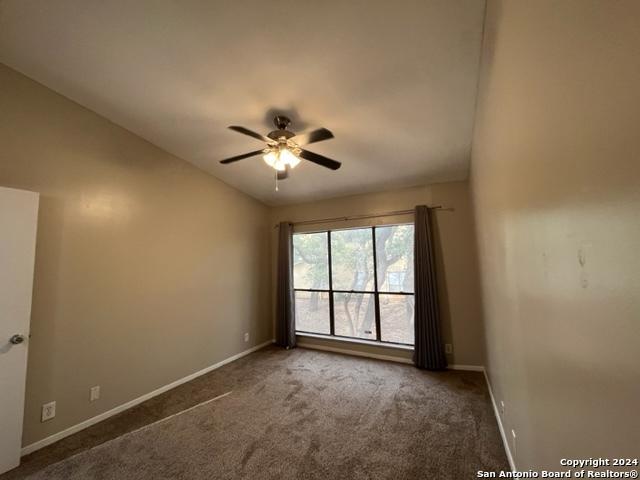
[293,224,414,345]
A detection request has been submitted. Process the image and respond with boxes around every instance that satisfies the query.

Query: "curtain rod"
[274,205,453,228]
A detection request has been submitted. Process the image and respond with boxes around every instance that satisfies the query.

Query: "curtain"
[413,205,447,370]
[275,222,296,348]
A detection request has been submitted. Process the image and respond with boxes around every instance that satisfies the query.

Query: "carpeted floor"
[7,346,508,479]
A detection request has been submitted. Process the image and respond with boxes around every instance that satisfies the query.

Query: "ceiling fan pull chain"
[275,170,279,192]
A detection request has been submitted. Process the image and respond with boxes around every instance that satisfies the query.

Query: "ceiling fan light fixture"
[221,115,341,176]
[263,146,301,171]
[263,151,279,169]
[280,148,301,168]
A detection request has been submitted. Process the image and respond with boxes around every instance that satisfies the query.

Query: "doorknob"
[9,334,26,345]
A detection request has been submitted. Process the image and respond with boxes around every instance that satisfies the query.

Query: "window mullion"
[327,231,335,336]
[371,226,382,342]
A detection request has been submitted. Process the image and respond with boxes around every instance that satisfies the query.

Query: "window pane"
[295,291,330,334]
[379,294,414,344]
[293,232,329,289]
[333,292,376,340]
[376,225,414,293]
[331,228,374,291]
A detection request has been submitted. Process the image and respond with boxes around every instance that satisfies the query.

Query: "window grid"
[293,225,414,347]
[371,228,382,342]
[327,231,335,336]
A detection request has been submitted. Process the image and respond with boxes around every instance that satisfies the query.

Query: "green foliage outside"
[293,225,414,341]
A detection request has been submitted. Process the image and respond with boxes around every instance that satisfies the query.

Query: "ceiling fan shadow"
[263,107,310,131]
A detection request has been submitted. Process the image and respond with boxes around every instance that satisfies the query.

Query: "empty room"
[0,1,638,479]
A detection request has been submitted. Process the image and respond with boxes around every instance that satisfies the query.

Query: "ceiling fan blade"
[293,128,334,146]
[228,126,272,143]
[219,149,264,164]
[299,149,342,170]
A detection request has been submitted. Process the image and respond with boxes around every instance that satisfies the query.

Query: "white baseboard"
[448,364,485,372]
[483,368,516,472]
[21,339,274,456]
[297,342,413,365]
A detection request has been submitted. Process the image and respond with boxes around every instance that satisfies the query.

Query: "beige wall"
[0,64,272,446]
[470,0,640,469]
[271,182,485,366]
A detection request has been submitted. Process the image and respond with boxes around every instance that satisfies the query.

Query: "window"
[293,224,414,346]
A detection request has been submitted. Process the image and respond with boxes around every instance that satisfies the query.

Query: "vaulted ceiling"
[0,0,485,205]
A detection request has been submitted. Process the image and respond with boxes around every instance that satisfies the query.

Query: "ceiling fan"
[219,115,341,181]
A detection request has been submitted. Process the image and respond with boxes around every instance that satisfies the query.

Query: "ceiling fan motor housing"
[267,129,295,141]
[268,115,295,140]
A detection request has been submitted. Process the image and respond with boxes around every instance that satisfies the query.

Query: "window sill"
[295,332,414,351]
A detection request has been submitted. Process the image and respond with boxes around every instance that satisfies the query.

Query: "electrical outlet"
[445,344,453,354]
[500,400,505,416]
[90,386,100,402]
[511,429,517,458]
[41,401,56,422]
[244,332,249,342]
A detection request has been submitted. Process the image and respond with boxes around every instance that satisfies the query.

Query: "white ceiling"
[0,0,485,206]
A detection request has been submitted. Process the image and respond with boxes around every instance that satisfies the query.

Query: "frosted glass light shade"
[263,148,301,171]
[280,148,301,168]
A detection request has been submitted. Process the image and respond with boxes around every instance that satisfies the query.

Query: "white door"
[0,187,39,474]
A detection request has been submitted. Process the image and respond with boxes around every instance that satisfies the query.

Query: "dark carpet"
[12,346,508,479]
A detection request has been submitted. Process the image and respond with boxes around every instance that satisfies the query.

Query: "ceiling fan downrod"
[273,115,292,130]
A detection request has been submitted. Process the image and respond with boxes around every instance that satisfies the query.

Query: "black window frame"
[293,224,415,348]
